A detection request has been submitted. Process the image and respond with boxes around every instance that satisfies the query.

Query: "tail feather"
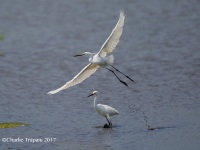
[106,54,114,65]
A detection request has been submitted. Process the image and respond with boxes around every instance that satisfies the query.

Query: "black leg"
[104,67,129,87]
[105,117,110,125]
[110,65,134,82]
[105,117,112,128]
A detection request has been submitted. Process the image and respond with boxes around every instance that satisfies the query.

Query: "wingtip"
[47,92,52,95]
[47,88,62,95]
[47,91,55,95]
[119,10,125,23]
[120,9,125,16]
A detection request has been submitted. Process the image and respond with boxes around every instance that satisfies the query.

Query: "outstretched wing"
[97,10,125,57]
[47,63,99,95]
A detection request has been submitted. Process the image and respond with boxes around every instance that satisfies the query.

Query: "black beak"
[87,93,94,97]
[74,54,84,57]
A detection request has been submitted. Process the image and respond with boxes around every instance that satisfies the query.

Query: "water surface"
[0,0,200,149]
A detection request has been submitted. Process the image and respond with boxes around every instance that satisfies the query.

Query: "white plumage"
[47,10,132,95]
[88,91,119,128]
[48,63,99,95]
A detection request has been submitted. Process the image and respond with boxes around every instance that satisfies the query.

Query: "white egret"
[47,10,134,95]
[88,91,119,128]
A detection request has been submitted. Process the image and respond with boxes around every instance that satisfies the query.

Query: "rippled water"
[0,0,200,149]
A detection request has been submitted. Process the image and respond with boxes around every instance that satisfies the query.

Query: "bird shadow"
[146,126,176,131]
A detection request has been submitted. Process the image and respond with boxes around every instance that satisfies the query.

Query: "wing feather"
[47,63,99,95]
[97,10,125,57]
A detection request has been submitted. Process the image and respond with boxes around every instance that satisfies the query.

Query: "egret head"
[87,91,99,97]
[74,52,95,57]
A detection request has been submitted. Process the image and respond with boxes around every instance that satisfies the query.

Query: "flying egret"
[88,91,119,128]
[47,10,134,95]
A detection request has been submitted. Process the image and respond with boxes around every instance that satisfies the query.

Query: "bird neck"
[87,53,94,63]
[94,94,98,109]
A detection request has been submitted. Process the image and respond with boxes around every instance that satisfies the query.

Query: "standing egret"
[88,91,119,128]
[47,10,134,95]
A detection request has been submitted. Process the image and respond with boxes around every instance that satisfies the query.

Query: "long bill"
[74,54,84,57]
[87,93,94,97]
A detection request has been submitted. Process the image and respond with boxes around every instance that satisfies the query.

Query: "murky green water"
[0,0,200,149]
